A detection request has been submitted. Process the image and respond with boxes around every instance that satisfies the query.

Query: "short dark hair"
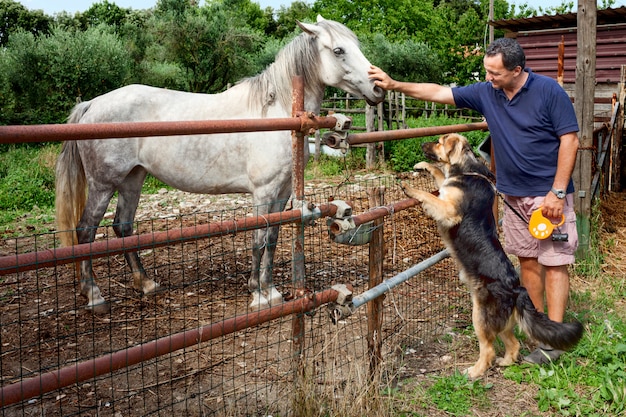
[486,38,526,71]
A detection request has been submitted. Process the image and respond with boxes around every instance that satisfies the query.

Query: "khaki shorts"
[502,194,578,266]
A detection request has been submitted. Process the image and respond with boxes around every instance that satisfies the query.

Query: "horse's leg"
[76,189,116,313]
[249,198,287,309]
[112,167,159,295]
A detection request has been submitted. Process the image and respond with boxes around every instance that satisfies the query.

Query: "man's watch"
[551,187,566,199]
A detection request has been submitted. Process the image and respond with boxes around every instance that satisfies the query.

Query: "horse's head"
[297,16,385,106]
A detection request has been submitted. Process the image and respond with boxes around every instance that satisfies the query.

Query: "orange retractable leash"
[528,207,565,240]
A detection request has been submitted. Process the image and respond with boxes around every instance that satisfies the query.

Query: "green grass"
[425,371,493,415]
[0,143,170,236]
[502,313,626,416]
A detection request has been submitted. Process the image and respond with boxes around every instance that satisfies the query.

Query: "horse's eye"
[333,47,345,56]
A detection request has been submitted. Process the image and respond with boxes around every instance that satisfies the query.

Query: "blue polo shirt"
[452,69,579,197]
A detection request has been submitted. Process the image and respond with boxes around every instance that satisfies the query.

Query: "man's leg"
[543,264,570,323]
[521,259,570,364]
[519,256,545,313]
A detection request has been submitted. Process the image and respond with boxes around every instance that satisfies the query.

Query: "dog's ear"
[445,134,464,162]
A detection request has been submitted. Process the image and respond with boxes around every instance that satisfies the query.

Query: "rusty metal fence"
[0,80,483,416]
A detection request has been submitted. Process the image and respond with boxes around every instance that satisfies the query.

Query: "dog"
[400,133,583,378]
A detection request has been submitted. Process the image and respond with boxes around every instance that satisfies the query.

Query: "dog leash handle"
[528,207,565,239]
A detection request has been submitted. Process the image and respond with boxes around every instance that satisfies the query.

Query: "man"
[368,38,580,365]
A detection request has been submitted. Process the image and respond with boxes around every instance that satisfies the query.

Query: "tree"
[273,1,313,39]
[1,26,132,124]
[362,34,443,84]
[82,0,130,28]
[0,0,51,47]
[312,0,434,42]
[140,1,263,93]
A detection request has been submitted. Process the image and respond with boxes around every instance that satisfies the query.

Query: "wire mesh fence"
[0,173,470,416]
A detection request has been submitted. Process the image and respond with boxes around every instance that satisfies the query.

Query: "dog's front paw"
[464,365,485,379]
[495,356,517,367]
[413,161,430,171]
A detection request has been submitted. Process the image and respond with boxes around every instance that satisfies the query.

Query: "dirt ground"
[2,176,625,417]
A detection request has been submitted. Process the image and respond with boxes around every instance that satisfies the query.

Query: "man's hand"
[368,65,395,90]
[542,192,566,223]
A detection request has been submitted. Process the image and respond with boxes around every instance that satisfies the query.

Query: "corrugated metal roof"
[490,6,626,32]
[518,23,626,83]
[490,7,626,84]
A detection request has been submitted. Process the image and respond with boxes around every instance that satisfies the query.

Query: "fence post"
[366,105,376,169]
[367,186,385,377]
[291,76,306,376]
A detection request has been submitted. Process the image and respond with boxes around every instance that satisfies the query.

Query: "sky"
[20,0,626,16]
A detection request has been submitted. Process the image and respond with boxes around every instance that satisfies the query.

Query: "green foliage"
[1,25,132,124]
[83,0,130,27]
[144,2,264,93]
[503,315,626,415]
[0,0,52,47]
[384,115,489,172]
[305,148,368,179]
[0,144,57,212]
[312,0,435,43]
[143,174,170,194]
[273,1,314,39]
[426,371,492,415]
[362,34,443,84]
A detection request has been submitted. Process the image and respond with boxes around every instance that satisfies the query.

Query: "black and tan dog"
[401,133,583,378]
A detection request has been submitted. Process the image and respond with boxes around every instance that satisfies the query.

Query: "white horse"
[55,16,385,313]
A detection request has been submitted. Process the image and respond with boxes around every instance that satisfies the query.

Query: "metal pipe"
[0,202,339,275]
[291,76,307,368]
[324,122,488,148]
[0,114,338,144]
[329,197,423,236]
[351,249,450,310]
[0,285,349,407]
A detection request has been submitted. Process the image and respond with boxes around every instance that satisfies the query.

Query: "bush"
[0,144,57,211]
[1,26,132,124]
[385,115,489,172]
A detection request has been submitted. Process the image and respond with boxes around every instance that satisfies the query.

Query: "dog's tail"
[515,289,584,350]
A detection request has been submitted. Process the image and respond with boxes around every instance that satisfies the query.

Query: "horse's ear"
[296,20,319,37]
[316,14,325,22]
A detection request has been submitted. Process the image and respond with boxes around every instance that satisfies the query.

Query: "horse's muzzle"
[365,86,386,106]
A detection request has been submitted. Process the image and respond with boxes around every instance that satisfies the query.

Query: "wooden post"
[314,130,321,162]
[401,93,407,129]
[387,91,393,129]
[377,101,385,165]
[367,186,385,378]
[366,105,377,169]
[612,65,626,191]
[573,0,596,257]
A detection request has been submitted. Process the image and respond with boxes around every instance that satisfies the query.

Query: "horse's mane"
[242,19,357,115]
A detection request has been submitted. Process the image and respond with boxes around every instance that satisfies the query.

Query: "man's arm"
[543,131,579,219]
[368,65,456,105]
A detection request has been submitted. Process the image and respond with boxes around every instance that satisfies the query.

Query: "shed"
[491,6,626,124]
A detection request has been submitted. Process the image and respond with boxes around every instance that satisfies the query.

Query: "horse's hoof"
[250,292,270,310]
[88,301,111,315]
[142,280,161,295]
[265,288,283,306]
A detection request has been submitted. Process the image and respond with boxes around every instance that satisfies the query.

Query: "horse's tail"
[515,288,584,351]
[55,102,90,247]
